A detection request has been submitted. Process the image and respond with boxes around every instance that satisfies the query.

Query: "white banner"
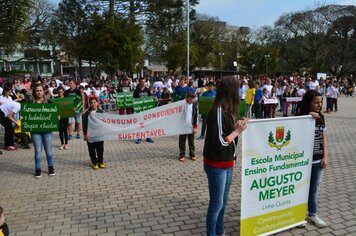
[88,100,193,142]
[286,97,302,102]
[241,116,315,236]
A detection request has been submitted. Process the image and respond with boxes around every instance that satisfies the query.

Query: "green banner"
[116,92,134,108]
[74,95,83,113]
[132,97,156,113]
[21,103,59,132]
[50,97,75,118]
[199,96,214,115]
[240,99,246,118]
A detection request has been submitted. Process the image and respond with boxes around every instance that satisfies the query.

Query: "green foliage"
[0,0,35,52]
[86,13,143,75]
[144,0,199,70]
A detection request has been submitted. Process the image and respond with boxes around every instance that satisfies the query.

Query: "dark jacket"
[191,102,198,128]
[203,106,238,162]
[82,108,104,136]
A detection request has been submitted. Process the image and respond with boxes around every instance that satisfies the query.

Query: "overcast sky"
[50,0,356,28]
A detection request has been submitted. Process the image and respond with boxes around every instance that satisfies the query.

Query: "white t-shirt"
[0,101,20,116]
[0,95,13,105]
[239,85,248,99]
[326,86,338,98]
[262,84,273,97]
[297,88,306,97]
[153,81,164,92]
[309,80,319,90]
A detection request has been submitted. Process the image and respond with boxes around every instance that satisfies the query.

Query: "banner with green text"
[241,116,315,236]
[21,103,59,132]
[50,97,75,118]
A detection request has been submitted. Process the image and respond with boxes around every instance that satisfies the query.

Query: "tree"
[275,4,356,76]
[144,0,199,71]
[190,14,227,69]
[85,13,143,75]
[0,0,35,53]
[51,0,94,77]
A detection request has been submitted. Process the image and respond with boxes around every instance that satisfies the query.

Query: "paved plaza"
[0,97,355,236]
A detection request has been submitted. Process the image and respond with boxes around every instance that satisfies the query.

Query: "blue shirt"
[202,90,216,97]
[254,88,263,103]
[188,86,195,93]
[175,86,189,97]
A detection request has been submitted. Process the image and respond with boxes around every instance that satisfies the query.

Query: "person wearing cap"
[197,82,216,140]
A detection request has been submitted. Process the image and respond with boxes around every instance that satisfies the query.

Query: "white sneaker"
[307,215,327,228]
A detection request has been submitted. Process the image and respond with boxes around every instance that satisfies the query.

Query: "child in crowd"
[179,92,198,162]
[82,97,106,170]
[57,87,69,150]
[254,81,263,119]
[0,207,9,236]
[297,90,329,228]
[282,86,292,117]
[262,88,269,118]
[245,80,255,118]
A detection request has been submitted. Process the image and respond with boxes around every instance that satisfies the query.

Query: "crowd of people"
[0,72,354,235]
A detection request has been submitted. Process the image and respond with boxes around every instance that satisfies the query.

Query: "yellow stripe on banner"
[241,203,307,236]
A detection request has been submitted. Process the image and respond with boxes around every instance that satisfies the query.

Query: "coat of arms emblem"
[268,126,291,150]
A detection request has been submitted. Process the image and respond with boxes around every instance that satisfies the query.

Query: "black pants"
[333,98,338,111]
[59,118,69,145]
[200,114,207,137]
[326,97,334,111]
[179,133,195,157]
[15,133,30,147]
[254,103,262,119]
[87,141,104,164]
[0,111,14,147]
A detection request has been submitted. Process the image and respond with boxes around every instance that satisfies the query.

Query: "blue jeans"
[204,165,233,236]
[32,132,54,170]
[308,162,324,216]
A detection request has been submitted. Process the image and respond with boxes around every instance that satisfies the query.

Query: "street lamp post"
[264,54,270,75]
[186,0,190,78]
[219,52,224,80]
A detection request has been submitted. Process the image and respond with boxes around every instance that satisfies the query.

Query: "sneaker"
[307,215,327,228]
[68,134,72,140]
[190,156,197,161]
[92,163,99,170]
[135,139,142,144]
[59,145,64,150]
[64,144,69,150]
[197,136,205,140]
[76,133,81,139]
[34,169,41,179]
[99,163,106,169]
[48,166,55,177]
[146,138,154,143]
[179,156,185,162]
